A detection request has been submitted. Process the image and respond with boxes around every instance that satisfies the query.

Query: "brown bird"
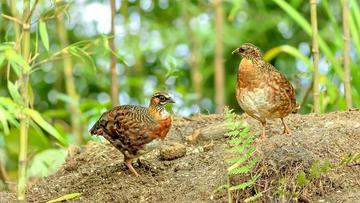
[89,92,175,176]
[232,43,299,140]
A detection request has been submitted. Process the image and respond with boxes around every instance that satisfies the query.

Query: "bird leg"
[124,158,140,177]
[281,118,291,135]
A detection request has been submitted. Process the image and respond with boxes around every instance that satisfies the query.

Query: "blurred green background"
[0,0,359,189]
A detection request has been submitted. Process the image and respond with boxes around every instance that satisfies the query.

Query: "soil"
[1,110,360,203]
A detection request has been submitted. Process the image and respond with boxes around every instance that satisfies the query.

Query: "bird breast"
[236,87,273,120]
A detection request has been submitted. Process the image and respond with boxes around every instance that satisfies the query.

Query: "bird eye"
[159,95,166,101]
[239,47,245,52]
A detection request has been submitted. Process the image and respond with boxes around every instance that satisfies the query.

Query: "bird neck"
[148,104,169,119]
[242,56,266,70]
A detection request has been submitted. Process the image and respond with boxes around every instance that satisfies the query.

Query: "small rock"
[160,143,186,160]
[67,145,81,157]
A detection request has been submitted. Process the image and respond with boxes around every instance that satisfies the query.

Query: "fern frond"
[229,173,262,191]
[228,156,260,175]
[228,138,242,145]
[244,192,263,203]
[225,130,242,137]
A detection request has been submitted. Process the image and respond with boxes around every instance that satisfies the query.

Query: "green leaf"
[310,160,320,179]
[264,45,313,71]
[23,108,67,146]
[5,49,30,73]
[39,20,50,51]
[228,156,259,175]
[0,54,5,67]
[28,149,66,178]
[74,47,97,70]
[273,0,343,80]
[296,170,309,188]
[68,46,97,71]
[320,160,332,173]
[7,81,23,105]
[0,107,10,135]
[244,192,263,203]
[46,193,81,203]
[229,173,261,191]
[102,35,128,65]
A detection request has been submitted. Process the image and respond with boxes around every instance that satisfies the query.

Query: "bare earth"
[1,110,360,202]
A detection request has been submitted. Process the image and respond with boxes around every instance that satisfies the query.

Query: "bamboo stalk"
[310,0,320,113]
[110,0,119,106]
[214,0,225,113]
[17,0,31,201]
[56,13,82,145]
[343,0,352,110]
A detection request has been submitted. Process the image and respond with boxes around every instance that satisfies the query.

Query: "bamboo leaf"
[7,81,23,105]
[39,20,50,51]
[9,62,21,77]
[102,36,128,65]
[0,54,5,66]
[24,108,67,145]
[46,193,81,203]
[273,0,343,79]
[73,47,97,70]
[5,49,30,73]
[264,45,313,71]
[0,107,10,135]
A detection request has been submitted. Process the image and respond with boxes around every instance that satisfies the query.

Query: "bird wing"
[263,62,298,113]
[90,105,159,149]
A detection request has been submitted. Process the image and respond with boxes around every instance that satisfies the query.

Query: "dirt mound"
[1,111,360,202]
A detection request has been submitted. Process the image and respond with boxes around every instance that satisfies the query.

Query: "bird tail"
[292,103,300,114]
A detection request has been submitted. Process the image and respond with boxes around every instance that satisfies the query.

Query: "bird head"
[150,92,175,107]
[232,43,262,59]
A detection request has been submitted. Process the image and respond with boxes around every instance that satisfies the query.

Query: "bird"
[89,92,175,176]
[232,43,300,140]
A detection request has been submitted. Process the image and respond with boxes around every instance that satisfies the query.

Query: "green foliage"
[39,20,49,52]
[295,160,332,189]
[215,107,262,202]
[296,170,309,188]
[338,152,360,166]
[28,149,67,178]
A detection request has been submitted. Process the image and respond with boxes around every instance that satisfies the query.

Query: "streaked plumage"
[232,43,300,140]
[90,92,175,176]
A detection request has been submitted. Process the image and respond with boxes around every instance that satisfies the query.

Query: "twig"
[25,0,40,23]
[1,14,22,25]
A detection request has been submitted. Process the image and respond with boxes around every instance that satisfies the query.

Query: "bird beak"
[232,48,239,55]
[168,98,175,103]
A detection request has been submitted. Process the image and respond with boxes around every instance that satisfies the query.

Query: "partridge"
[232,43,300,140]
[89,92,175,176]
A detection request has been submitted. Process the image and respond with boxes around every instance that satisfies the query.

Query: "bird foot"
[252,132,267,144]
[136,159,151,169]
[282,126,291,135]
[124,160,140,177]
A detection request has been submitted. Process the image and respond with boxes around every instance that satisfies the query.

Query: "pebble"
[160,143,187,160]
